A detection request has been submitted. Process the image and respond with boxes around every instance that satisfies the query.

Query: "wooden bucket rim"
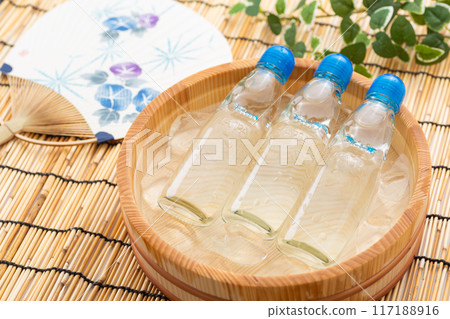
[117,58,431,289]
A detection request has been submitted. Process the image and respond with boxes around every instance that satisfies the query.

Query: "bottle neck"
[364,93,398,114]
[256,63,287,84]
[313,71,345,98]
[219,67,283,127]
[336,95,396,160]
[281,75,342,140]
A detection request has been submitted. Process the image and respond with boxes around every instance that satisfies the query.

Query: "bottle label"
[234,104,258,121]
[293,114,329,135]
[345,135,376,154]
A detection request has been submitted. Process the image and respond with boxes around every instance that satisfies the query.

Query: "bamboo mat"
[0,0,448,301]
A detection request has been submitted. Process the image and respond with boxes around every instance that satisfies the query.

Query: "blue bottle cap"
[365,74,405,114]
[256,45,295,85]
[313,54,353,93]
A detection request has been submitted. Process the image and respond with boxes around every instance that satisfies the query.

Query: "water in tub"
[134,96,413,275]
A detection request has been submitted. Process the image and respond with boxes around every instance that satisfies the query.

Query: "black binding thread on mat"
[315,21,338,29]
[414,256,450,268]
[0,219,131,247]
[177,0,346,30]
[419,121,450,128]
[3,1,450,81]
[178,0,229,8]
[220,39,450,81]
[0,260,169,300]
[5,0,230,11]
[224,35,274,47]
[5,0,47,12]
[0,72,448,127]
[6,213,450,246]
[432,165,450,171]
[0,40,13,47]
[0,165,117,187]
[426,214,450,221]
[363,63,450,80]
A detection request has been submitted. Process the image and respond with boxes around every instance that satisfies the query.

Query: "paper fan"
[0,0,232,145]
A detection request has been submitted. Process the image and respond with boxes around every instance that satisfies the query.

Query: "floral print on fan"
[84,60,159,126]
[138,14,159,28]
[133,88,160,112]
[95,84,132,111]
[103,16,137,31]
[102,12,159,41]
[84,12,162,126]
[110,62,142,79]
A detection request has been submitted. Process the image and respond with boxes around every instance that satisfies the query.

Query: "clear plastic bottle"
[158,46,295,226]
[221,54,353,239]
[276,74,406,267]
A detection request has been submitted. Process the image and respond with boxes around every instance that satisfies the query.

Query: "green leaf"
[101,31,118,42]
[340,42,366,64]
[418,33,450,64]
[123,113,139,124]
[340,14,360,44]
[355,33,371,47]
[295,0,306,10]
[276,0,286,14]
[410,12,426,25]
[125,78,147,87]
[96,109,120,126]
[268,14,282,35]
[369,6,394,30]
[390,15,416,46]
[394,45,410,62]
[284,22,297,48]
[130,27,147,37]
[293,41,306,58]
[415,44,445,63]
[372,32,397,58]
[300,1,318,25]
[330,0,354,17]
[81,70,108,85]
[363,0,377,8]
[354,64,372,78]
[323,49,338,56]
[424,4,450,32]
[245,0,261,16]
[367,0,394,16]
[229,2,246,15]
[403,0,424,14]
[422,32,444,47]
[93,109,110,117]
[311,36,321,50]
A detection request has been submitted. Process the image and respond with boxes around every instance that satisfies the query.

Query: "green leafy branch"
[229,0,450,78]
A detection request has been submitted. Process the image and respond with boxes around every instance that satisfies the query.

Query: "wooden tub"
[117,59,431,300]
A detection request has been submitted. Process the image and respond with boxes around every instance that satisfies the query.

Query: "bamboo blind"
[0,0,448,301]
